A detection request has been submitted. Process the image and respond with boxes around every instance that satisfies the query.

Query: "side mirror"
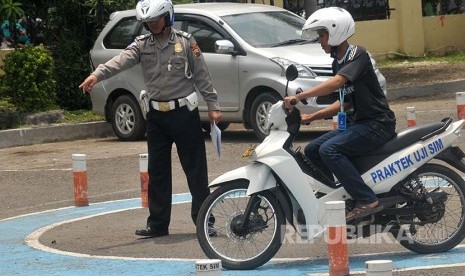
[215,40,235,55]
[285,64,298,82]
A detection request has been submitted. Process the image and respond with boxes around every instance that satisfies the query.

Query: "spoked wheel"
[391,163,465,253]
[196,181,285,270]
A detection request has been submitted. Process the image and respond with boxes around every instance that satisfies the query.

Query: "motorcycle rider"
[284,7,396,221]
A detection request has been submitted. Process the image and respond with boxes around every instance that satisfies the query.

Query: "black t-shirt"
[333,45,396,128]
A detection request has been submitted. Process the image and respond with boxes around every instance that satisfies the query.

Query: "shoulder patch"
[191,42,202,58]
[176,30,192,40]
[347,45,358,62]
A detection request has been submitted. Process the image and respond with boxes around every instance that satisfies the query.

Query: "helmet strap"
[164,13,172,27]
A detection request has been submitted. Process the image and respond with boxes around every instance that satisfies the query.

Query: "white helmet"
[302,7,355,46]
[136,0,174,26]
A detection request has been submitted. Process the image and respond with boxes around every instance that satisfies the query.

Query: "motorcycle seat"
[352,117,451,174]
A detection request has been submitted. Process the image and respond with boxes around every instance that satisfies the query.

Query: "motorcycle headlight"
[271,57,317,78]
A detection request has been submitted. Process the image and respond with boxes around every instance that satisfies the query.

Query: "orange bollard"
[406,106,416,127]
[139,154,149,208]
[325,201,349,276]
[456,92,465,126]
[333,115,338,130]
[72,154,89,206]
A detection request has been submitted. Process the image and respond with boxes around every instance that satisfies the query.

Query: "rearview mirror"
[285,64,298,82]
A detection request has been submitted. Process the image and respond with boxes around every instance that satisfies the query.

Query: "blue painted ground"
[1,193,465,276]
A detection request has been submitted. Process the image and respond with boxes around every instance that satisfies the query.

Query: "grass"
[378,51,465,67]
[62,110,104,123]
[0,99,15,109]
[1,95,104,129]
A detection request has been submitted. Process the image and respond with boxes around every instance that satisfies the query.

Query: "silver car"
[89,3,386,141]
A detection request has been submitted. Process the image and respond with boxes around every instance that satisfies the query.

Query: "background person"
[284,7,396,222]
[79,0,221,237]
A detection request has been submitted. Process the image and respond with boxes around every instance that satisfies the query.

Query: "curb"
[0,121,114,149]
[388,80,465,101]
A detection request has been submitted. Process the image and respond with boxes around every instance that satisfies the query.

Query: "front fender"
[210,163,276,196]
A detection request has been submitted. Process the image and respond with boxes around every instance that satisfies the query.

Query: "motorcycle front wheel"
[196,181,285,270]
[391,163,465,253]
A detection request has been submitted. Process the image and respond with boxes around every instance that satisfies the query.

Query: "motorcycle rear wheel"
[196,181,285,270]
[391,163,465,253]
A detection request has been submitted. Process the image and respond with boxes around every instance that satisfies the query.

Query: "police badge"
[175,43,182,53]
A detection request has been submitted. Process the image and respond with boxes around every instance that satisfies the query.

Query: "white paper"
[210,122,222,158]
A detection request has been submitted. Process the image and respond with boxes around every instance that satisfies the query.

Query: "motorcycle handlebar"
[290,88,308,106]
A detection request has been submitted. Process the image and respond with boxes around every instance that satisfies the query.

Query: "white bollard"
[139,154,149,208]
[406,106,416,127]
[72,154,88,207]
[366,260,393,276]
[332,115,338,130]
[325,201,349,276]
[195,259,222,276]
[456,92,465,124]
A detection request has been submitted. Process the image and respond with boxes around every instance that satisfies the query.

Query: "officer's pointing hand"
[79,75,98,93]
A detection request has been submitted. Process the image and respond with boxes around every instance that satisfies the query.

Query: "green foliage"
[62,109,104,123]
[378,51,465,68]
[0,0,24,21]
[0,46,57,112]
[10,0,193,112]
[46,0,136,111]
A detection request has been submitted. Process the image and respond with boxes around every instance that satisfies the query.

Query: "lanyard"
[337,45,352,112]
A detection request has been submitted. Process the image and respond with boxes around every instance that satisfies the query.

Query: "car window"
[221,11,306,48]
[103,16,140,49]
[185,20,225,53]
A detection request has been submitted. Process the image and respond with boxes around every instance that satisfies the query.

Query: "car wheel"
[201,121,230,132]
[250,93,281,141]
[111,94,146,141]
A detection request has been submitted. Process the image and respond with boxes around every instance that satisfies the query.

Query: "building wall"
[261,0,465,59]
[422,14,465,55]
[349,0,465,59]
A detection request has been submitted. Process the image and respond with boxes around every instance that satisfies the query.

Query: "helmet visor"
[140,13,166,23]
[301,29,318,41]
[301,27,328,42]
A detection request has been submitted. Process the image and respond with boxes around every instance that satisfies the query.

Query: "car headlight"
[270,57,317,78]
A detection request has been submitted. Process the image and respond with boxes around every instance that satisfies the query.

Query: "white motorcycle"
[196,65,465,270]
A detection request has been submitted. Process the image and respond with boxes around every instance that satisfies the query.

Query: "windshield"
[221,11,309,48]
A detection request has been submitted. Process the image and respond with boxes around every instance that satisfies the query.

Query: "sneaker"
[208,225,217,237]
[135,226,169,237]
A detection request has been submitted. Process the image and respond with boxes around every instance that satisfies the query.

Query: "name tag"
[337,112,347,131]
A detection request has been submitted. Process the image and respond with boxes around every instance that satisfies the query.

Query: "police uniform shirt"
[92,28,220,111]
[333,45,395,128]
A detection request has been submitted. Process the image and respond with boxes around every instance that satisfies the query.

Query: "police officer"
[79,0,221,237]
[284,7,396,222]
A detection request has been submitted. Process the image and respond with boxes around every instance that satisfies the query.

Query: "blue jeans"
[304,121,395,204]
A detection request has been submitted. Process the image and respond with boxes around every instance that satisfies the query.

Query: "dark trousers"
[145,106,210,231]
[304,120,395,204]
